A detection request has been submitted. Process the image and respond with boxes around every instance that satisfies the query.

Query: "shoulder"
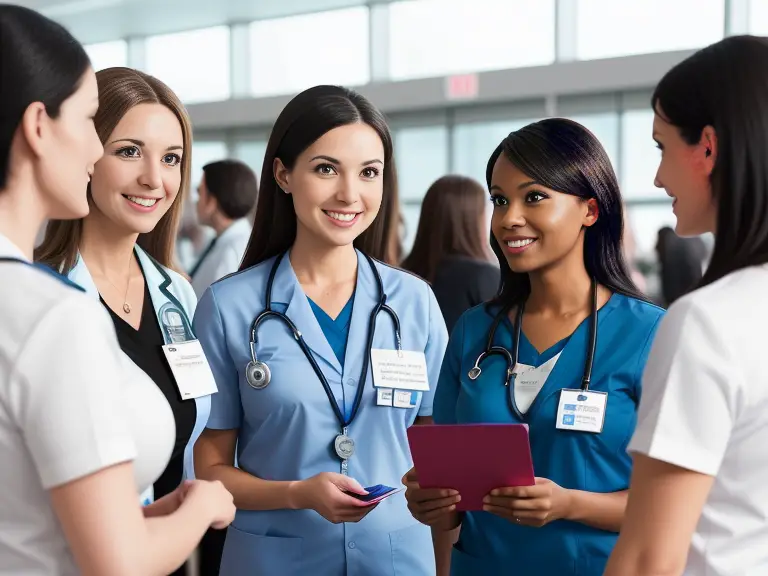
[659,265,767,341]
[611,293,666,325]
[372,258,432,297]
[208,255,276,301]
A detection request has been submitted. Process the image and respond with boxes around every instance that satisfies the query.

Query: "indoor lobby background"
[29,0,767,300]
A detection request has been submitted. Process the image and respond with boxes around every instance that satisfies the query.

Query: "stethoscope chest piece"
[246,360,271,389]
[468,366,482,380]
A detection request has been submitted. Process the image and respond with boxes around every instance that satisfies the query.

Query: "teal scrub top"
[433,293,664,576]
[194,250,449,576]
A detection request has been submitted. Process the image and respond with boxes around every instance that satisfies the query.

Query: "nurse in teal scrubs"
[193,85,448,575]
[403,118,665,575]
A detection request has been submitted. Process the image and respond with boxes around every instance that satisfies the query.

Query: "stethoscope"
[245,250,402,468]
[467,278,598,420]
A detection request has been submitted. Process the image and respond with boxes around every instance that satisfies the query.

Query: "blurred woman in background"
[402,175,499,333]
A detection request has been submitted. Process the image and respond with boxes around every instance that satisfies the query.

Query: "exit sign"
[445,73,479,100]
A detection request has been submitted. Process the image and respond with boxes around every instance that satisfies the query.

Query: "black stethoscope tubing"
[469,278,598,420]
[249,251,401,429]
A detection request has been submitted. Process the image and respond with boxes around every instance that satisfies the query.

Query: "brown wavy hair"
[35,67,192,272]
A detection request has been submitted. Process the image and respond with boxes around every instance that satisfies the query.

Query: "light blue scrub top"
[433,294,664,576]
[193,250,449,576]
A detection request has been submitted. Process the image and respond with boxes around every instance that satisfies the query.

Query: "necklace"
[102,253,134,314]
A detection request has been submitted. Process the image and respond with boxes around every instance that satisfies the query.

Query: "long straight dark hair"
[240,85,400,270]
[488,118,647,307]
[652,35,768,287]
[402,175,492,283]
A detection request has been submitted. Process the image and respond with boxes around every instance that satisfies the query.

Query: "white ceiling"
[18,0,396,44]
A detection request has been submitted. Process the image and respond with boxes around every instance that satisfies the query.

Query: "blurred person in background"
[37,67,220,576]
[655,226,707,306]
[402,175,499,333]
[190,159,258,298]
[606,35,768,576]
[0,7,233,575]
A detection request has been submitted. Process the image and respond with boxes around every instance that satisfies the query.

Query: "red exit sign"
[445,73,479,100]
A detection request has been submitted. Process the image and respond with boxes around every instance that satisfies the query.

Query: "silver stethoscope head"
[246,339,271,389]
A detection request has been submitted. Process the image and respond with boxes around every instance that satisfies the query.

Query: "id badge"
[555,389,607,433]
[161,340,218,400]
[370,349,429,391]
[376,388,418,409]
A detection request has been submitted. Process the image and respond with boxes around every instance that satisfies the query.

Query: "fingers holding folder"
[402,467,462,530]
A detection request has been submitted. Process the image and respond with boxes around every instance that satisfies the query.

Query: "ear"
[699,125,717,176]
[583,198,599,228]
[273,157,291,194]
[20,102,49,158]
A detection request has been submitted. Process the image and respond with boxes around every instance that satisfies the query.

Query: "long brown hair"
[35,67,192,272]
[401,175,491,283]
[239,85,399,270]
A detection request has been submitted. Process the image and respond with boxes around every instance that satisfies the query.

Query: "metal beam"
[187,50,694,131]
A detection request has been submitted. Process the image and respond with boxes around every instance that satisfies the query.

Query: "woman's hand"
[482,477,572,528]
[402,467,462,531]
[184,479,237,529]
[289,472,378,524]
[142,480,194,518]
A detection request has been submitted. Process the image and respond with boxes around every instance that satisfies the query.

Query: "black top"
[102,280,197,500]
[431,256,501,334]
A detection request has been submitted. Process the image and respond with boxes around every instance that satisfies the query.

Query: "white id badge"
[370,349,430,391]
[555,389,607,433]
[161,340,218,400]
[377,388,394,406]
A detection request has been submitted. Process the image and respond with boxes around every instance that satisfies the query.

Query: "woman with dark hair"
[403,118,664,575]
[0,6,233,575]
[193,85,448,575]
[655,226,707,306]
[402,175,499,333]
[606,36,768,576]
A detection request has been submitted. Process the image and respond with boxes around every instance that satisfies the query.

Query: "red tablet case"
[407,424,535,511]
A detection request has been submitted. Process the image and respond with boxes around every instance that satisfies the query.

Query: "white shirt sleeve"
[11,297,136,489]
[629,297,742,476]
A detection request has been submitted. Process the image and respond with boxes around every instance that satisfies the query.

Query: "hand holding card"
[345,484,403,506]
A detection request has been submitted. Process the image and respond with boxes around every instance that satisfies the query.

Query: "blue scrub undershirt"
[308,294,355,416]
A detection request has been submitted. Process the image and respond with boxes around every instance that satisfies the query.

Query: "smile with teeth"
[324,211,359,222]
[507,239,536,248]
[125,195,159,207]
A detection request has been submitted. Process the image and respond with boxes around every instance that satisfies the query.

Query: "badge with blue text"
[555,389,607,433]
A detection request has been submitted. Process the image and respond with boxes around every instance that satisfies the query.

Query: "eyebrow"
[108,138,183,152]
[310,155,383,166]
[489,180,540,194]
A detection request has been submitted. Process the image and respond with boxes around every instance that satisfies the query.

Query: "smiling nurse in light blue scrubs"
[404,118,665,576]
[193,85,448,576]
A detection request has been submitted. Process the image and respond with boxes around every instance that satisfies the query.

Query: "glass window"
[389,0,555,81]
[233,141,269,183]
[250,8,370,97]
[401,203,422,255]
[749,0,768,35]
[453,119,537,188]
[576,0,724,60]
[567,113,620,172]
[145,27,230,104]
[190,141,229,200]
[624,202,677,258]
[394,126,449,204]
[621,110,669,201]
[84,40,127,71]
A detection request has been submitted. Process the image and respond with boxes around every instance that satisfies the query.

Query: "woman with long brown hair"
[402,175,499,332]
[36,68,222,570]
[192,85,448,575]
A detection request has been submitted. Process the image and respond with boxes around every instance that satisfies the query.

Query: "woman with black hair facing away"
[0,5,233,575]
[193,85,448,575]
[402,175,499,333]
[606,35,768,576]
[403,118,665,575]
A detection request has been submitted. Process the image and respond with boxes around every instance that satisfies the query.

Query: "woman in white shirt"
[605,35,768,576]
[0,5,234,575]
